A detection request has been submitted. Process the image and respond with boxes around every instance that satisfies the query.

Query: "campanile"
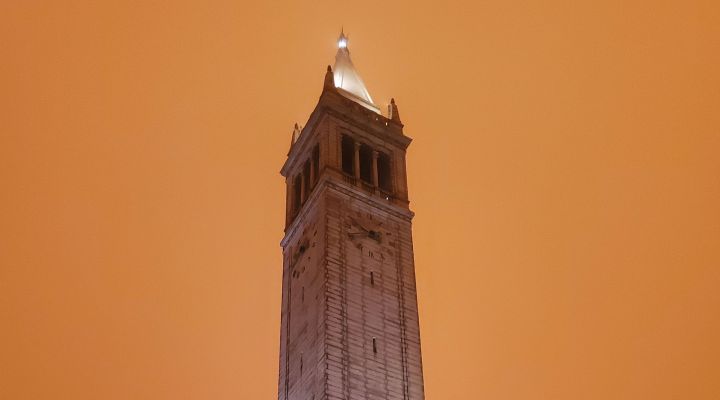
[278,32,425,400]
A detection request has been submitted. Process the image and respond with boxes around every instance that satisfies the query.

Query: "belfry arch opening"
[312,145,320,186]
[341,135,354,175]
[359,144,373,184]
[339,134,395,195]
[293,175,302,213]
[378,151,392,193]
[303,160,311,196]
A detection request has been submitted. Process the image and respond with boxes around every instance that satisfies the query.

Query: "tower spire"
[332,30,379,113]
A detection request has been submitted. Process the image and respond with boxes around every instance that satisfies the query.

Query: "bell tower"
[278,32,425,400]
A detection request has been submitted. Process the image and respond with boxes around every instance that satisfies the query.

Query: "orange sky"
[2,1,719,399]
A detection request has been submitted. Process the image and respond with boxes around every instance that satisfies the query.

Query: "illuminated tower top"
[332,30,380,113]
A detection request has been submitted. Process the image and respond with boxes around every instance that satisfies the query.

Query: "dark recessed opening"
[372,337,377,354]
[293,175,302,212]
[378,151,392,193]
[312,145,320,185]
[303,159,311,194]
[370,271,375,286]
[341,135,354,175]
[359,144,373,183]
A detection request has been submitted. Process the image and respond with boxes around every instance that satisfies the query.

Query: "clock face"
[347,214,388,244]
[345,212,399,275]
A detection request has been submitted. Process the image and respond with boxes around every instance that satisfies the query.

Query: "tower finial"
[330,30,380,113]
[338,28,348,49]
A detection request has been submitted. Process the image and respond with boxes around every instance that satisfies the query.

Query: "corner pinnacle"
[324,65,335,90]
[388,98,401,122]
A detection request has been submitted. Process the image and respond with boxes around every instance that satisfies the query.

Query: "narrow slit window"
[370,271,375,286]
[372,337,377,354]
[300,353,303,375]
[301,286,305,303]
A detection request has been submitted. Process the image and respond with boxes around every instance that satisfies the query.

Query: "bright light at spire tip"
[338,38,347,48]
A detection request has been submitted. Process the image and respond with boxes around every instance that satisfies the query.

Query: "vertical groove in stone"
[339,207,350,400]
[323,211,330,400]
[284,253,293,400]
[395,224,410,400]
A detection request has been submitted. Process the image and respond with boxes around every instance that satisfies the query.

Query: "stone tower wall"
[279,84,424,400]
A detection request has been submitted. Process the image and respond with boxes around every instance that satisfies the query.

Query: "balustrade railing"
[342,174,357,186]
[379,188,393,201]
[361,181,375,193]
[339,172,395,202]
